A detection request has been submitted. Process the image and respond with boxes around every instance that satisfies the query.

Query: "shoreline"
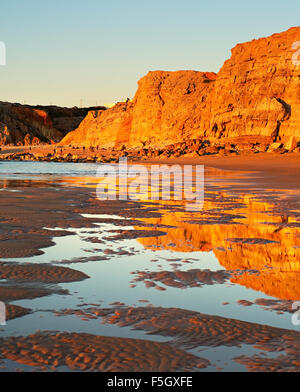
[1,145,300,191]
[0,146,300,372]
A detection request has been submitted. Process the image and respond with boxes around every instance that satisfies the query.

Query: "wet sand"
[1,145,300,190]
[0,158,299,372]
[0,284,68,301]
[131,268,259,290]
[0,262,89,283]
[147,153,300,192]
[54,305,300,372]
[0,331,208,372]
[6,305,31,321]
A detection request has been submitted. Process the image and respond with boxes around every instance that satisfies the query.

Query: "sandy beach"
[2,144,300,190]
[0,156,299,372]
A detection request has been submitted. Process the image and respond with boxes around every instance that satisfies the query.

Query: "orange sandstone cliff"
[62,101,133,148]
[204,26,300,147]
[62,27,300,151]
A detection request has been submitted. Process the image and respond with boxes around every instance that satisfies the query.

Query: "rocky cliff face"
[61,27,300,152]
[0,102,107,146]
[129,71,216,148]
[62,101,133,148]
[204,26,300,147]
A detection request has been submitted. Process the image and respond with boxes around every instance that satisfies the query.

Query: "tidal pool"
[0,161,299,372]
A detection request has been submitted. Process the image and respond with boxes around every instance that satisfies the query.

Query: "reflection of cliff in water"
[135,192,300,300]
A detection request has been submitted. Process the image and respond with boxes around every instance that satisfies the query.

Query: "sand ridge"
[0,262,89,283]
[0,331,209,372]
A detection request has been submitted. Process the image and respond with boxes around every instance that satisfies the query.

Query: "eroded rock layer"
[61,27,300,152]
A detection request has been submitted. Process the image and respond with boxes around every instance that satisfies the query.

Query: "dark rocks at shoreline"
[1,138,299,165]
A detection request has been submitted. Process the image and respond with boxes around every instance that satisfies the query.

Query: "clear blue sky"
[0,0,299,107]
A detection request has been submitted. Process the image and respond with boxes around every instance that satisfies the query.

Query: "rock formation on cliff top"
[62,26,300,151]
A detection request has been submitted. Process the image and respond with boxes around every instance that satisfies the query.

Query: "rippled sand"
[0,158,299,372]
